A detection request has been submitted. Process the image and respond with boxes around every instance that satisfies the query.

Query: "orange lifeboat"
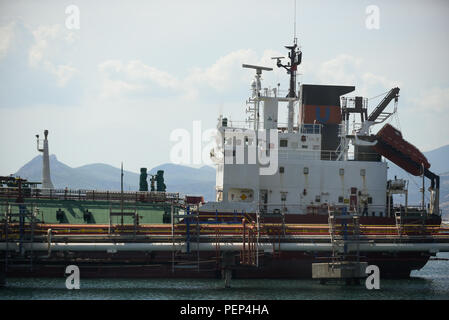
[373,124,430,176]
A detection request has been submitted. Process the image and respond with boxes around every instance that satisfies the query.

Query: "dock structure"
[312,262,368,285]
[1,196,449,288]
[312,207,365,284]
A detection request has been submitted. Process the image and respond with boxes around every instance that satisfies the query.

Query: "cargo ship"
[1,38,449,283]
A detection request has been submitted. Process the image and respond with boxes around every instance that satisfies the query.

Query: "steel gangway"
[328,206,361,265]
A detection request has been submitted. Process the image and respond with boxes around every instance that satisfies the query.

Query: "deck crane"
[364,87,440,215]
[358,87,400,135]
[348,87,440,215]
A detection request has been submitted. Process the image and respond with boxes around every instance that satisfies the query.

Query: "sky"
[0,0,448,175]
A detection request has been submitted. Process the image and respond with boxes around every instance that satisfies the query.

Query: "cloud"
[411,87,449,113]
[186,49,257,91]
[126,60,179,88]
[304,54,400,97]
[97,49,285,101]
[361,72,399,93]
[0,22,15,59]
[98,59,180,99]
[0,21,83,108]
[99,59,180,89]
[316,54,362,85]
[28,25,59,67]
[28,24,78,87]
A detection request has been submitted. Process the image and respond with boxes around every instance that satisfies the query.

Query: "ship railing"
[276,123,321,134]
[245,87,291,98]
[341,96,369,110]
[0,187,180,203]
[258,203,361,216]
[220,146,342,162]
[259,203,399,219]
[222,121,322,135]
[277,148,380,161]
[224,120,256,130]
[258,88,291,97]
[300,124,322,134]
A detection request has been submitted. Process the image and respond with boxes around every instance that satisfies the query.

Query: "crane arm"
[367,87,400,122]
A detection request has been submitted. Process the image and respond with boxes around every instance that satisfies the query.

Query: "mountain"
[14,155,216,200]
[439,172,449,218]
[15,155,140,191]
[387,144,449,178]
[149,163,216,201]
[11,143,449,212]
[421,145,449,175]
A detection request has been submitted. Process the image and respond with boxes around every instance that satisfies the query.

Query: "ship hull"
[1,205,443,280]
[4,250,429,279]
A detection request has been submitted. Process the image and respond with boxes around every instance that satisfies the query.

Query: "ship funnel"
[36,129,54,189]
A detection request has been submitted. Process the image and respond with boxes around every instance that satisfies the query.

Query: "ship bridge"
[207,61,389,218]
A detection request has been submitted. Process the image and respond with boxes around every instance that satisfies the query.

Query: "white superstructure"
[201,46,390,217]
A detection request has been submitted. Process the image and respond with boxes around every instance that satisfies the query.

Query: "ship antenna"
[294,0,297,45]
[274,42,301,99]
[272,2,302,132]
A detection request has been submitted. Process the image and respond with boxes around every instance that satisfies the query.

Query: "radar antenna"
[241,64,273,131]
[242,64,273,73]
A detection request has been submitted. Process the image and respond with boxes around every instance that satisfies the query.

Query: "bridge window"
[280,139,288,147]
[281,192,287,201]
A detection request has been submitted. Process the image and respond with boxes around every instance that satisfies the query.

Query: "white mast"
[242,64,273,131]
[36,130,54,189]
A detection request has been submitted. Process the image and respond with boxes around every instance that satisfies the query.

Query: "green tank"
[156,170,166,192]
[139,168,148,191]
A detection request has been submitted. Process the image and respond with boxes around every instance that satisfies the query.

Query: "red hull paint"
[5,250,430,279]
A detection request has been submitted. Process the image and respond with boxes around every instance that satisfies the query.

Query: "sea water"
[1,253,448,300]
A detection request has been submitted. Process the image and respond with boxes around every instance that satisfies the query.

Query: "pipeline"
[1,241,449,253]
